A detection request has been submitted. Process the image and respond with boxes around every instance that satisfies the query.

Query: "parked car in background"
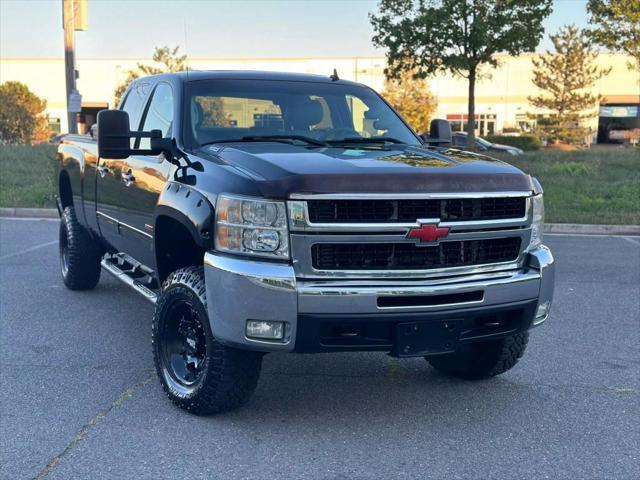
[49,133,68,145]
[452,132,524,155]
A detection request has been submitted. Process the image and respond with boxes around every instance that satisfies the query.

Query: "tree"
[382,70,437,134]
[586,0,640,72]
[0,81,50,144]
[371,0,553,148]
[197,97,232,127]
[114,46,187,105]
[528,25,611,145]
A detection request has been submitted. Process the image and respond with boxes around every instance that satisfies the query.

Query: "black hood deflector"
[198,143,534,198]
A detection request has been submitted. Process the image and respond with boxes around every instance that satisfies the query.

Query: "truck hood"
[198,143,534,198]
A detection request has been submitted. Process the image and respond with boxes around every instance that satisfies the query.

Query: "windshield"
[476,136,492,147]
[184,79,421,148]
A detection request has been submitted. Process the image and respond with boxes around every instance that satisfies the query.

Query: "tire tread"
[426,332,529,380]
[152,266,262,415]
[60,206,102,290]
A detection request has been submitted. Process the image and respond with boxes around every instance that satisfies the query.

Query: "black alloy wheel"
[152,266,263,415]
[158,298,208,393]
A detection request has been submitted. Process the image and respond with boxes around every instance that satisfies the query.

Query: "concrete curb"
[0,208,638,235]
[544,223,640,236]
[0,207,59,219]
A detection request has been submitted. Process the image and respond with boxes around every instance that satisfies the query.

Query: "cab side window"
[120,82,149,131]
[139,83,174,150]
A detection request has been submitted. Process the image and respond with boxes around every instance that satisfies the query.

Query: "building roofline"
[0,56,385,62]
[0,52,632,62]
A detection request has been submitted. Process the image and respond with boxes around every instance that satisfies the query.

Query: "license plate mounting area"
[394,319,463,357]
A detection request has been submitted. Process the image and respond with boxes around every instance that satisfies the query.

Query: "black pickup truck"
[56,71,554,414]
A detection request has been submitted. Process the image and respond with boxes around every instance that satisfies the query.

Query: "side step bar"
[101,258,158,304]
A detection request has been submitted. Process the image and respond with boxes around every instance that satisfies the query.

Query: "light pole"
[62,0,87,134]
[62,0,77,134]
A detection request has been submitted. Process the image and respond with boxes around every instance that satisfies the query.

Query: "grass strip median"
[1,144,638,225]
[499,148,639,225]
[0,144,57,208]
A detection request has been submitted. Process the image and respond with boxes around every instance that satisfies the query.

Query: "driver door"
[95,80,150,252]
[117,82,174,267]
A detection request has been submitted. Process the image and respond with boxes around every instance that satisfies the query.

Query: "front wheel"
[426,332,529,380]
[152,266,263,415]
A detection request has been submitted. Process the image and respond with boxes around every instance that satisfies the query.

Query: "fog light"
[534,301,551,325]
[246,320,285,340]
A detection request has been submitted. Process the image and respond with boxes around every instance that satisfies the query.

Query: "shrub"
[382,69,437,134]
[484,134,542,151]
[0,81,50,144]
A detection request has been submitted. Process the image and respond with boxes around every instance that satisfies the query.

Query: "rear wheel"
[59,206,102,290]
[426,332,529,380]
[152,266,263,415]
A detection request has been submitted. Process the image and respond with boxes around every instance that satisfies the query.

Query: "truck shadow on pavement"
[92,278,530,425]
[198,352,529,426]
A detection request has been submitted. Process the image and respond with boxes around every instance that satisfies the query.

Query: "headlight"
[529,194,544,250]
[215,194,289,259]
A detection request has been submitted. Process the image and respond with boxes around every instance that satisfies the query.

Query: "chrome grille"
[307,197,526,223]
[288,192,533,279]
[312,238,522,270]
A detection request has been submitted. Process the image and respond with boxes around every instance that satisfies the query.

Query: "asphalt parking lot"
[1,217,638,480]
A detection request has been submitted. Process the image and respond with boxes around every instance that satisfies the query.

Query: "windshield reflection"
[185,79,421,148]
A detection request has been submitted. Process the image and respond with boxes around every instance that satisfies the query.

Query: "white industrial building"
[1,53,637,141]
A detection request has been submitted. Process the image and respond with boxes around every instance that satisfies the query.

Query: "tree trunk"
[466,67,476,149]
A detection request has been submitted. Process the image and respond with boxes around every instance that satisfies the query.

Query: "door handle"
[97,164,109,178]
[122,170,136,187]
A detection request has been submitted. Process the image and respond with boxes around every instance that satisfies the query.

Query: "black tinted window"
[139,83,174,149]
[452,135,465,147]
[120,82,150,130]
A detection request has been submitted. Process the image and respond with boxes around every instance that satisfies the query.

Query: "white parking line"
[0,240,58,261]
[622,236,640,246]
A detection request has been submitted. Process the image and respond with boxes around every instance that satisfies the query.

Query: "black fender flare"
[154,181,215,250]
[57,142,87,221]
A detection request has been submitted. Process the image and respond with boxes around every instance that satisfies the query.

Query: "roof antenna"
[183,17,190,78]
[330,68,339,81]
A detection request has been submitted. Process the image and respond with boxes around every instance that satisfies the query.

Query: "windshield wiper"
[327,136,407,146]
[327,137,407,148]
[201,135,329,147]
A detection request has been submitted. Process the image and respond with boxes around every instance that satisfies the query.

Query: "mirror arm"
[129,131,158,139]
[101,130,159,140]
[151,137,204,177]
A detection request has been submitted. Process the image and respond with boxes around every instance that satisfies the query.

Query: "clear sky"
[1,0,589,59]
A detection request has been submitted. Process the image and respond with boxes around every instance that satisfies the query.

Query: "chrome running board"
[101,256,158,304]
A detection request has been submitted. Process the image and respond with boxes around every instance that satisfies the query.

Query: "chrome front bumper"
[203,246,555,352]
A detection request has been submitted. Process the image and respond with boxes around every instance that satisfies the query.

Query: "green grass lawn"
[498,148,639,225]
[0,144,638,224]
[0,144,57,208]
